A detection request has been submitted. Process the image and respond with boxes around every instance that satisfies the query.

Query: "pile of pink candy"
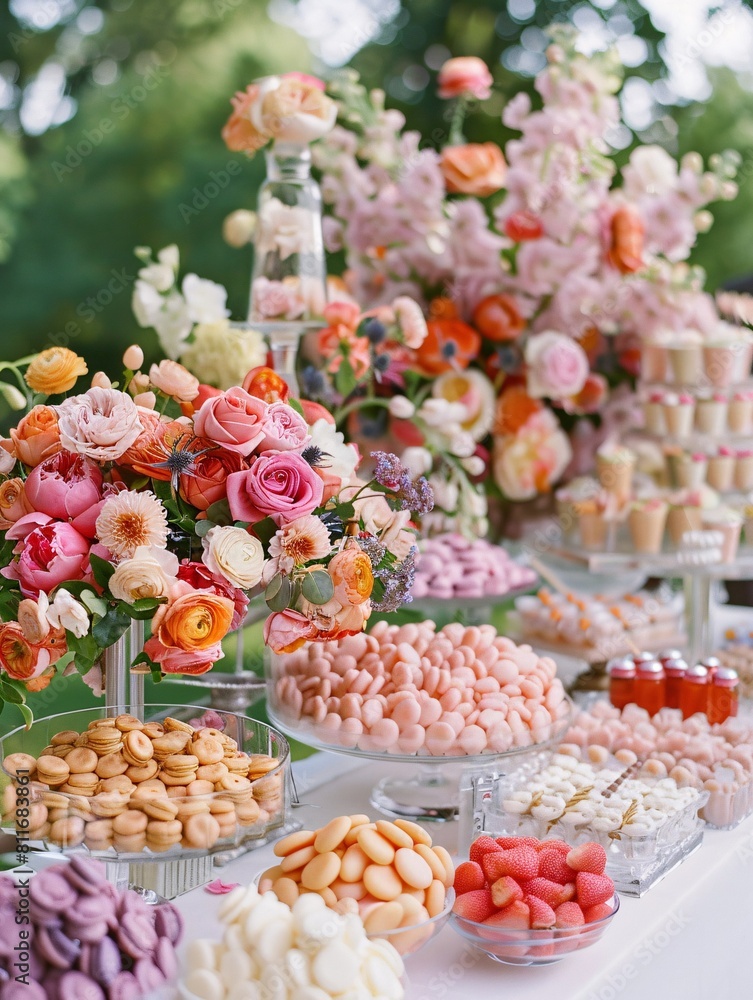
[411,534,536,601]
[272,621,569,757]
[565,701,753,829]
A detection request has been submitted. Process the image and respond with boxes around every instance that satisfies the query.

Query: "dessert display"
[0,858,183,997]
[268,620,570,757]
[180,882,405,1000]
[514,588,684,661]
[411,533,536,601]
[716,642,753,699]
[565,700,753,828]
[258,813,454,956]
[0,709,289,859]
[641,325,753,387]
[450,834,618,965]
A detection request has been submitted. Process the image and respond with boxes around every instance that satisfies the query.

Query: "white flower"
[449,432,476,458]
[267,515,332,575]
[461,455,486,477]
[132,279,164,328]
[202,525,264,590]
[96,491,169,559]
[109,546,178,604]
[418,398,467,428]
[388,396,415,420]
[179,321,266,390]
[432,370,496,441]
[138,262,175,293]
[255,199,316,260]
[223,210,257,248]
[182,273,230,325]
[401,446,433,477]
[428,473,459,513]
[309,419,359,482]
[47,590,90,638]
[0,446,15,475]
[622,145,678,198]
[153,293,192,360]
[157,244,180,271]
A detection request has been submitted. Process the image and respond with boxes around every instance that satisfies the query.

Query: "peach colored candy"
[394,847,433,890]
[314,815,351,853]
[424,722,455,755]
[418,698,442,728]
[441,712,465,737]
[361,700,384,728]
[439,689,461,713]
[340,694,362,720]
[458,725,487,755]
[339,718,363,749]
[358,827,396,865]
[301,850,341,890]
[363,863,402,901]
[367,718,400,751]
[331,878,367,900]
[426,879,447,917]
[397,725,425,754]
[391,698,421,729]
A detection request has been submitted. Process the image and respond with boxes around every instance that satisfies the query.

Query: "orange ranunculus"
[0,478,33,530]
[607,205,644,274]
[494,385,542,435]
[10,405,62,468]
[25,671,54,692]
[414,319,481,376]
[150,585,234,652]
[242,366,290,404]
[316,601,371,641]
[440,143,507,197]
[179,444,247,511]
[328,548,374,607]
[25,347,88,395]
[428,297,459,321]
[0,622,65,681]
[221,84,269,155]
[472,294,525,343]
[117,414,191,481]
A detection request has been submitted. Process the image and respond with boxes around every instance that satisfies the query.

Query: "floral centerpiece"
[0,343,431,724]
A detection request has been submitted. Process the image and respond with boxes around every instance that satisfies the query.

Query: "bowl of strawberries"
[450,835,619,966]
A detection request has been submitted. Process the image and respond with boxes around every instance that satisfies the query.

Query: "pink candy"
[414,534,536,600]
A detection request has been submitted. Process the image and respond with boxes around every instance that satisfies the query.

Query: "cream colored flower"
[96,491,169,559]
[392,296,428,349]
[432,369,496,441]
[109,545,179,604]
[180,320,266,391]
[46,590,90,638]
[267,515,332,575]
[148,360,200,402]
[202,525,264,590]
[18,595,50,643]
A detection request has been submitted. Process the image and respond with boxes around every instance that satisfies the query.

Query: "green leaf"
[125,597,166,620]
[335,358,357,398]
[301,569,334,606]
[0,678,24,704]
[89,553,115,590]
[79,590,108,618]
[132,651,163,684]
[265,573,293,613]
[289,397,304,416]
[205,499,233,526]
[92,607,131,648]
[252,516,278,550]
[18,703,33,730]
[65,631,102,674]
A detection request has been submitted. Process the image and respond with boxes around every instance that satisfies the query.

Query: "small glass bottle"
[708,668,739,724]
[700,656,721,681]
[634,660,666,716]
[680,665,710,719]
[659,649,684,666]
[663,657,688,710]
[608,658,636,710]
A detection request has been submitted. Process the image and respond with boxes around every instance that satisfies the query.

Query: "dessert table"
[174,752,753,1000]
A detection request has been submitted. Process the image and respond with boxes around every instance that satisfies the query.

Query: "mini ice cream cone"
[663,392,695,437]
[641,342,668,381]
[734,451,753,491]
[668,343,702,384]
[695,393,728,436]
[707,449,735,492]
[728,392,753,434]
[643,392,665,435]
[701,507,743,562]
[676,453,708,490]
[628,499,668,554]
[596,444,635,507]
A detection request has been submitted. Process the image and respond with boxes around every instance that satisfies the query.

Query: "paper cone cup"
[596,456,634,504]
[664,405,694,437]
[695,401,727,436]
[707,456,735,492]
[642,343,668,381]
[729,398,753,434]
[643,402,665,435]
[702,519,742,563]
[578,511,608,550]
[629,505,668,554]
[668,345,702,384]
[667,506,703,546]
[735,456,753,491]
[703,345,738,388]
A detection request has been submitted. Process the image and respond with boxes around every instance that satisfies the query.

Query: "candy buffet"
[3,22,753,1000]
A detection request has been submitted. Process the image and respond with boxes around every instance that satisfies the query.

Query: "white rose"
[46,590,90,638]
[131,279,164,328]
[401,446,433,477]
[109,546,179,604]
[153,293,192,360]
[419,398,467,428]
[223,210,257,248]
[0,445,15,475]
[388,396,416,420]
[202,526,264,590]
[182,273,230,324]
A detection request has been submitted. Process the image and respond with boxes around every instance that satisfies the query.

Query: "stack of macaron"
[411,534,536,601]
[271,621,569,756]
[1,714,285,855]
[0,857,182,998]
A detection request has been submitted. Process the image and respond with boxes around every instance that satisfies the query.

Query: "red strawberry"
[541,839,570,856]
[566,842,607,875]
[490,876,523,909]
[575,872,614,909]
[554,902,585,928]
[483,900,530,930]
[495,836,541,851]
[583,903,614,924]
[484,845,539,883]
[470,835,502,865]
[452,889,495,923]
[538,848,573,885]
[560,882,576,902]
[453,860,486,895]
[525,895,556,929]
[519,877,571,908]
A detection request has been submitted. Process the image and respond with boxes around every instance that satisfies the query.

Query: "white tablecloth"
[175,752,753,1000]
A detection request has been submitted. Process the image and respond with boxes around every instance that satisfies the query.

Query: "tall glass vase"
[248,141,328,396]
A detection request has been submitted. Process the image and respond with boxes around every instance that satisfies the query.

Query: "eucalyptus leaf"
[0,679,24,704]
[194,519,215,538]
[301,570,334,606]
[265,574,293,613]
[19,703,33,730]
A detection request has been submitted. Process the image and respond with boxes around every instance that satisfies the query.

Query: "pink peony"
[492,408,572,501]
[193,387,269,456]
[56,387,142,462]
[3,514,90,596]
[251,277,305,320]
[525,331,589,400]
[263,609,318,654]
[149,360,200,402]
[226,453,324,524]
[258,401,310,452]
[144,637,223,675]
[24,452,103,538]
[437,56,493,101]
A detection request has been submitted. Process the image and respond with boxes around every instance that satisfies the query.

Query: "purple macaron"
[116,909,158,960]
[152,901,184,945]
[133,956,166,994]
[66,894,115,943]
[64,857,108,896]
[4,981,47,1000]
[79,935,122,986]
[57,971,106,1000]
[35,925,81,970]
[106,971,141,1000]
[154,935,178,981]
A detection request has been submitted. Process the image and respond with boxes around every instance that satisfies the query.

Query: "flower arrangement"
[310,27,739,505]
[0,345,431,723]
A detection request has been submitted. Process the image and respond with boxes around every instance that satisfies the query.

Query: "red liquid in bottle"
[608,658,636,710]
[664,658,688,710]
[680,665,709,720]
[708,668,739,724]
[634,660,666,716]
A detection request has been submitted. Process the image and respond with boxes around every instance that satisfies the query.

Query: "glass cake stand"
[407,582,537,628]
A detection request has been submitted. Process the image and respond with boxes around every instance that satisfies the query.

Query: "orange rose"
[221,84,269,155]
[25,347,88,395]
[440,143,507,197]
[10,405,62,468]
[179,444,247,511]
[607,205,644,274]
[328,548,374,607]
[0,478,33,530]
[150,585,234,652]
[117,414,191,481]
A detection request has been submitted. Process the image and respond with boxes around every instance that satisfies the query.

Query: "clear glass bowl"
[0,704,290,862]
[366,888,455,957]
[450,894,620,966]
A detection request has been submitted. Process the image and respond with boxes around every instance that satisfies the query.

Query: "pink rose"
[2,514,90,597]
[144,636,222,675]
[525,331,589,400]
[251,277,305,320]
[149,360,200,402]
[56,387,142,462]
[259,402,310,452]
[24,452,103,538]
[193,387,269,456]
[227,453,324,524]
[437,57,493,100]
[263,610,318,654]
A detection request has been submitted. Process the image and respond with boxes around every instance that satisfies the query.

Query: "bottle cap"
[685,664,709,684]
[659,649,684,664]
[701,656,721,670]
[664,657,688,677]
[608,657,636,679]
[632,650,655,666]
[636,659,665,677]
[712,667,739,688]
